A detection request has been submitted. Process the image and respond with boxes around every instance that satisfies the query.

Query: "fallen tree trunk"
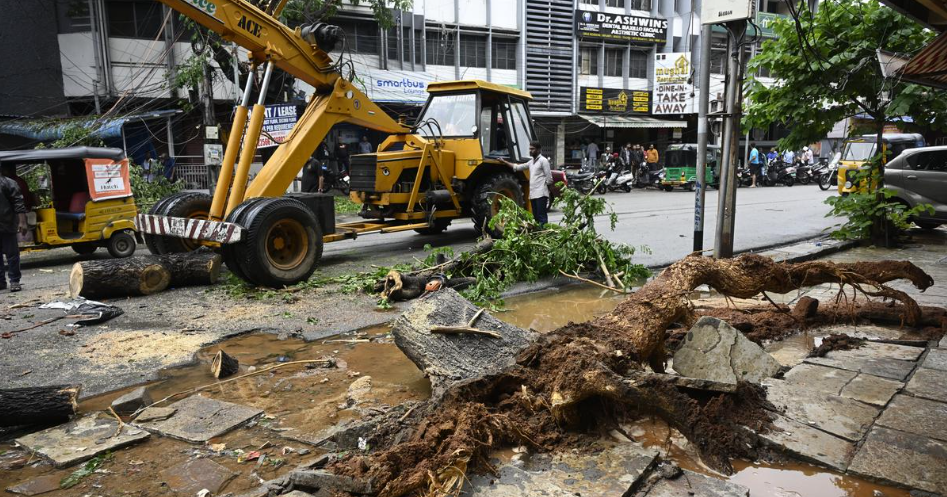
[330,254,936,497]
[0,385,80,427]
[70,259,170,299]
[154,250,222,287]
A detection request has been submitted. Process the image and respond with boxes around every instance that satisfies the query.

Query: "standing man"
[802,146,814,165]
[0,169,27,292]
[749,143,762,188]
[782,148,795,166]
[646,144,659,170]
[501,141,552,226]
[586,140,599,170]
[620,143,633,172]
[336,142,350,176]
[357,136,373,154]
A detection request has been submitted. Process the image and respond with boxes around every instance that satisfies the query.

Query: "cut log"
[70,259,170,299]
[153,249,222,287]
[0,385,80,427]
[391,288,535,397]
[375,239,495,301]
[211,350,239,379]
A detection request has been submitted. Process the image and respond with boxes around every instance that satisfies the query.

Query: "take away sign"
[85,158,132,201]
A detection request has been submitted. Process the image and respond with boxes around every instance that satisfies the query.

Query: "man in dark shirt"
[0,170,27,292]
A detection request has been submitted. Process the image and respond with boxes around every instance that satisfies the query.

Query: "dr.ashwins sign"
[575,11,667,44]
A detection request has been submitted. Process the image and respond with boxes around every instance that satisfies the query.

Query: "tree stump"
[154,249,222,287]
[0,385,80,427]
[211,350,239,379]
[70,259,171,299]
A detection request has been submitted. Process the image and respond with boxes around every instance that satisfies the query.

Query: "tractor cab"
[413,80,536,164]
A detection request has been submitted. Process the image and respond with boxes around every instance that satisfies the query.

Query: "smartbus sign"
[575,10,668,44]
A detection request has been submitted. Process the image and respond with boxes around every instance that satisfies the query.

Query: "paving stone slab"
[644,469,749,497]
[15,414,149,468]
[939,335,946,348]
[840,372,904,407]
[876,394,947,443]
[906,367,947,403]
[756,413,855,471]
[132,394,262,443]
[672,317,781,384]
[461,443,659,496]
[159,457,236,494]
[762,380,880,441]
[922,348,947,371]
[6,475,64,496]
[848,426,947,495]
[804,352,916,381]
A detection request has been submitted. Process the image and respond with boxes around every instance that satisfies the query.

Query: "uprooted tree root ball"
[331,254,936,497]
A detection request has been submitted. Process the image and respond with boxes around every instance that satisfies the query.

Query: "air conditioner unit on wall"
[702,0,755,25]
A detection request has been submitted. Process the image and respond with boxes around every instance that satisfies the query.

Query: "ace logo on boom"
[237,15,263,37]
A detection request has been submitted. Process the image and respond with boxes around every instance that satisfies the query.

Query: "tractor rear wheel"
[145,192,212,254]
[229,198,323,287]
[471,172,525,238]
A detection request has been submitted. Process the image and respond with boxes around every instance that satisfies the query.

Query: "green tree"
[744,0,947,245]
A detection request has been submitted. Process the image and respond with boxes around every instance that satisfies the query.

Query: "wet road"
[321,184,840,270]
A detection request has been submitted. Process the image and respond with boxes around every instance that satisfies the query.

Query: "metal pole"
[713,21,746,259]
[694,24,712,253]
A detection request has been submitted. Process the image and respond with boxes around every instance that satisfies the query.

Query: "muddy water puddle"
[626,418,910,497]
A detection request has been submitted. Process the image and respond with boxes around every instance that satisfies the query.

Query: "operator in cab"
[500,141,552,226]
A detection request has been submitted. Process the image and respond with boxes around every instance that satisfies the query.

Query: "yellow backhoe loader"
[137,0,537,287]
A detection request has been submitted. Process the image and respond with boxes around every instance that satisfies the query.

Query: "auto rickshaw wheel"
[72,243,98,255]
[145,192,212,255]
[471,172,525,238]
[687,182,697,192]
[230,198,323,287]
[107,230,137,258]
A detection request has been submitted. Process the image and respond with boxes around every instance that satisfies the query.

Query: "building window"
[459,34,487,68]
[415,35,423,64]
[107,0,163,39]
[332,19,379,55]
[629,50,648,79]
[579,47,598,76]
[604,48,623,77]
[630,0,651,10]
[58,0,92,34]
[710,38,727,75]
[492,39,517,70]
[762,0,781,13]
[606,0,625,7]
[426,31,455,66]
[580,0,597,4]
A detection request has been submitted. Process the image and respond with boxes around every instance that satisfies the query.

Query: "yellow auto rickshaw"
[837,133,926,194]
[0,147,139,257]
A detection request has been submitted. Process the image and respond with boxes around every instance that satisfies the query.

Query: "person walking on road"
[749,143,762,188]
[0,170,27,292]
[501,141,553,226]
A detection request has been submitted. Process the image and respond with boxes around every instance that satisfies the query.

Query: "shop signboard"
[255,104,299,149]
[574,10,668,44]
[580,87,650,114]
[653,52,697,114]
[357,69,437,103]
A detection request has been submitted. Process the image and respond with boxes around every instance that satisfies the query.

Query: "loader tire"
[220,197,270,283]
[230,198,323,287]
[471,172,525,238]
[145,192,212,255]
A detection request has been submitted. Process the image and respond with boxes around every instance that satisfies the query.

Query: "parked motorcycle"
[634,162,664,188]
[566,165,598,194]
[321,161,351,195]
[794,159,814,185]
[761,160,796,187]
[816,157,837,191]
[736,166,754,187]
[596,158,632,193]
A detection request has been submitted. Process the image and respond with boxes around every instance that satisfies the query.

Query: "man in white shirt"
[501,141,553,226]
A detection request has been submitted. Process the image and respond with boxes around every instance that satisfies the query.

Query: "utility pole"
[694,24,712,253]
[713,20,747,259]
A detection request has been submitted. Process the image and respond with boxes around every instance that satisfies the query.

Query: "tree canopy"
[744,0,947,149]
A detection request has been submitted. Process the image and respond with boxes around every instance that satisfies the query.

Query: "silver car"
[885,145,947,230]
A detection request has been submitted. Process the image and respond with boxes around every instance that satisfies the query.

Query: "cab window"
[842,142,875,161]
[507,99,534,160]
[417,93,477,137]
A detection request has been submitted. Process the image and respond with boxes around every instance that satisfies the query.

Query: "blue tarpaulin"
[0,109,181,142]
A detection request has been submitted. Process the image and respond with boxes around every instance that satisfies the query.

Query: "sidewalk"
[754,228,947,494]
